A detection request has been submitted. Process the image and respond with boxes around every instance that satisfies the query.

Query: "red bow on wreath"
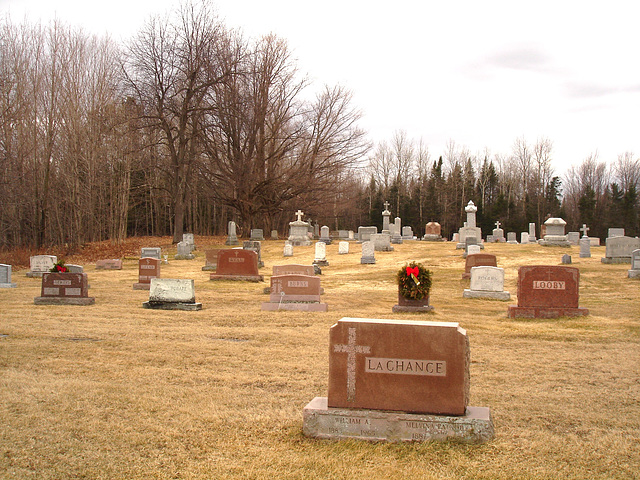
[406,266,420,285]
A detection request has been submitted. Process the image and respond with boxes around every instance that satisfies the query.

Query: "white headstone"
[608,228,625,238]
[360,241,375,264]
[0,264,17,288]
[579,236,591,258]
[463,266,510,300]
[338,241,349,254]
[141,248,162,259]
[520,232,529,244]
[149,278,196,303]
[283,243,293,257]
[629,249,640,277]
[29,255,57,274]
[313,242,328,266]
[467,245,481,256]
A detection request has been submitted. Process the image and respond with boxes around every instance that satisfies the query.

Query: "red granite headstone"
[134,257,161,290]
[95,259,122,270]
[507,265,589,318]
[424,222,441,236]
[327,318,469,415]
[269,274,321,302]
[462,253,497,279]
[210,249,263,281]
[34,272,94,305]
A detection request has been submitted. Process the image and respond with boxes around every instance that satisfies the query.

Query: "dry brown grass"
[1,237,639,479]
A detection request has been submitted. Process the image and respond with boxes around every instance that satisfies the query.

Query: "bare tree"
[124,2,231,242]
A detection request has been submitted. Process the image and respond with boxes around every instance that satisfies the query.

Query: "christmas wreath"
[50,260,69,273]
[397,262,432,300]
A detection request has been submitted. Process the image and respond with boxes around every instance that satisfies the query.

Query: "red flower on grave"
[51,261,68,273]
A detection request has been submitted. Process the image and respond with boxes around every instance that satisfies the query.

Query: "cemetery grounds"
[0,237,638,479]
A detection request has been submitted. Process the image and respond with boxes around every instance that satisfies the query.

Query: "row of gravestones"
[7,244,638,445]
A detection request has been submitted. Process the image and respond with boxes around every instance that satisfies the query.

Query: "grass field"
[1,237,639,479]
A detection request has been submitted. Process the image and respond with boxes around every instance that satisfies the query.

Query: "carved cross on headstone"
[495,220,501,229]
[383,201,390,212]
[580,224,589,237]
[333,327,371,402]
[295,209,304,222]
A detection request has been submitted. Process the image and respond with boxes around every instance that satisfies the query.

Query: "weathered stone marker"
[143,278,202,310]
[303,318,493,443]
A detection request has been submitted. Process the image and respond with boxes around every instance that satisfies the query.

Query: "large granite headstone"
[371,233,393,252]
[250,229,264,241]
[601,236,640,264]
[537,218,570,247]
[210,249,263,282]
[302,318,493,443]
[507,266,589,318]
[34,272,94,305]
[608,228,625,238]
[261,274,327,311]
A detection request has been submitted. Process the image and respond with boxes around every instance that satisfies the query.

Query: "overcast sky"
[2,0,640,175]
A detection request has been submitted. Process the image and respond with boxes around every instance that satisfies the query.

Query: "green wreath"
[397,262,432,300]
[50,260,69,273]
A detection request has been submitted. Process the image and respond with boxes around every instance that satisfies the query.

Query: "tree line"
[1,5,638,250]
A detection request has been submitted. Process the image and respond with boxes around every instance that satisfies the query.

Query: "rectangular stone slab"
[303,397,493,444]
[137,257,161,284]
[148,278,196,303]
[95,259,122,270]
[41,273,89,298]
[328,318,469,416]
[269,274,321,302]
[515,265,580,308]
[272,264,315,276]
[215,249,260,276]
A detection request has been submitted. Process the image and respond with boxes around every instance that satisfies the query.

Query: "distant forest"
[1,5,638,249]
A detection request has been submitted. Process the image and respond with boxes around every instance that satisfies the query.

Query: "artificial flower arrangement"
[50,260,69,273]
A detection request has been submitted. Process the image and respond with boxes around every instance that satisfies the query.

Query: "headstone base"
[628,270,640,278]
[34,296,95,305]
[601,257,632,264]
[133,283,152,290]
[456,243,484,250]
[26,272,45,278]
[225,238,239,246]
[302,397,493,444]
[507,305,589,318]
[318,238,332,245]
[261,302,328,312]
[209,274,264,282]
[392,305,435,313]
[463,289,510,301]
[313,260,329,267]
[360,257,375,264]
[174,254,196,260]
[422,235,443,241]
[0,282,17,288]
[201,265,216,271]
[143,301,202,311]
[537,237,571,247]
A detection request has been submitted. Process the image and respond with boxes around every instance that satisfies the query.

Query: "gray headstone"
[463,266,510,300]
[250,229,264,241]
[579,236,591,258]
[467,245,481,256]
[141,248,161,260]
[603,236,640,263]
[226,221,239,245]
[608,228,625,238]
[507,232,518,244]
[175,241,195,260]
[562,254,572,264]
[0,264,17,288]
[66,264,83,273]
[567,232,580,246]
[372,233,393,252]
[271,230,278,240]
[520,232,529,244]
[243,240,264,268]
[629,249,640,277]
[529,223,537,241]
[358,226,377,243]
[283,243,293,257]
